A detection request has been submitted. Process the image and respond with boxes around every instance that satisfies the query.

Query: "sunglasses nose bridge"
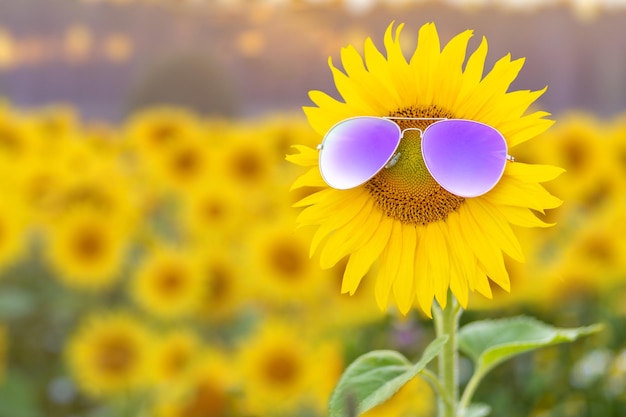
[400,127,424,138]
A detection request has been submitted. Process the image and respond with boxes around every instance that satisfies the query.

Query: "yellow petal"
[363,36,401,107]
[460,36,488,92]
[409,22,441,106]
[467,199,525,262]
[457,205,510,292]
[285,145,318,167]
[342,215,393,295]
[484,176,562,212]
[497,205,554,228]
[505,112,555,148]
[315,194,371,262]
[414,223,434,318]
[504,162,565,183]
[392,223,417,315]
[375,220,403,310]
[290,167,326,190]
[445,211,475,302]
[428,221,450,309]
[329,57,380,115]
[436,29,473,110]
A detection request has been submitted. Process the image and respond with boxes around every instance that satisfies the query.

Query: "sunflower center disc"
[365,106,465,225]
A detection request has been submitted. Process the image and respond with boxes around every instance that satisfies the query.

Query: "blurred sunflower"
[288,22,562,315]
[123,107,201,157]
[0,200,28,272]
[52,159,139,227]
[0,111,33,170]
[44,209,128,290]
[194,249,247,322]
[148,135,213,192]
[314,258,386,328]
[131,247,203,319]
[66,311,152,397]
[517,112,609,209]
[178,183,243,243]
[247,222,323,306]
[150,329,201,386]
[237,320,314,415]
[361,376,436,417]
[217,125,277,191]
[308,340,345,414]
[152,348,238,417]
[547,206,626,300]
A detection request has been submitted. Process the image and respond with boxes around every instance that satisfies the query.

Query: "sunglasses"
[317,116,513,198]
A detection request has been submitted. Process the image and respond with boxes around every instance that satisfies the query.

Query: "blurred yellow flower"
[178,183,243,243]
[247,222,323,306]
[0,110,34,167]
[288,22,562,316]
[518,112,609,208]
[44,210,128,290]
[152,348,238,417]
[150,329,201,386]
[217,126,277,191]
[361,376,436,417]
[313,258,386,328]
[66,311,152,397]
[123,107,201,157]
[194,249,247,322]
[131,246,204,319]
[146,135,213,192]
[308,340,345,413]
[237,320,314,415]
[0,200,28,272]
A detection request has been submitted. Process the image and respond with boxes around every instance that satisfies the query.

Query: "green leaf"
[0,370,43,417]
[463,403,491,417]
[329,336,448,417]
[458,316,602,377]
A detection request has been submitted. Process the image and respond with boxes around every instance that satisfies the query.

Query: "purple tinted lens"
[422,119,507,197]
[319,117,402,190]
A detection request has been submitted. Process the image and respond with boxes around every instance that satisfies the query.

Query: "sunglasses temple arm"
[382,116,448,122]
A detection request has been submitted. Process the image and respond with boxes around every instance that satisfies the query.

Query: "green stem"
[421,368,451,406]
[458,370,483,412]
[433,292,462,417]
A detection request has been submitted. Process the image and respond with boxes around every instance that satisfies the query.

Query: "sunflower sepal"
[328,336,448,417]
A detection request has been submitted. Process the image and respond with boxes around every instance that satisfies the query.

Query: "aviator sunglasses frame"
[317,116,514,198]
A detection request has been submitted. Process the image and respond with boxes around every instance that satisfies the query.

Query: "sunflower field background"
[1,1,626,417]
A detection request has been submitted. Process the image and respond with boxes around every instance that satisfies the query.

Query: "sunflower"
[193,248,248,322]
[44,209,128,290]
[178,183,243,244]
[150,329,201,386]
[287,22,562,316]
[0,110,33,168]
[516,112,610,210]
[246,221,324,306]
[0,199,28,273]
[216,125,277,192]
[66,311,153,397]
[130,246,204,319]
[151,348,238,417]
[312,258,386,328]
[123,107,201,157]
[361,376,436,417]
[237,320,314,415]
